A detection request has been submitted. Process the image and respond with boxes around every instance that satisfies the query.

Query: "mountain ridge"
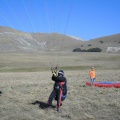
[0,26,120,52]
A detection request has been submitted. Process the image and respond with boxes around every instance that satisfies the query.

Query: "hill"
[0,26,82,52]
[0,26,120,52]
[79,34,120,52]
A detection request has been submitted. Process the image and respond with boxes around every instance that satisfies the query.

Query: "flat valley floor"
[0,52,120,120]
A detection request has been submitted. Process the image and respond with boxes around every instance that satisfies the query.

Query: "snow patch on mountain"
[67,35,83,41]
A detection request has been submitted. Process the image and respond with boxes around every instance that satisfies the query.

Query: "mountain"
[0,26,82,52]
[79,34,120,52]
[0,26,120,52]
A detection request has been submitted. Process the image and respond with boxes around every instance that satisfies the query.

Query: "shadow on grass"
[31,101,56,109]
[0,91,2,96]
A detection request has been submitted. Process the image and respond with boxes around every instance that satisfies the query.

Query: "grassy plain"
[0,52,120,120]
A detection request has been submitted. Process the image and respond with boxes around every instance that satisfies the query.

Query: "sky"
[0,0,120,40]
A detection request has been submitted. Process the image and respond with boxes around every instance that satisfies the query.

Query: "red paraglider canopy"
[86,82,120,88]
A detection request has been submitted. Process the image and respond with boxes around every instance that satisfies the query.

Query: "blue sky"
[0,0,120,40]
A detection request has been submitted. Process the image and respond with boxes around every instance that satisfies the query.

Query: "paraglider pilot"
[48,69,67,112]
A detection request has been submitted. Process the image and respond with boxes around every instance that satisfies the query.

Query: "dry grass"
[0,52,120,120]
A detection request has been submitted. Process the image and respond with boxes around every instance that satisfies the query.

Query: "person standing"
[89,67,96,85]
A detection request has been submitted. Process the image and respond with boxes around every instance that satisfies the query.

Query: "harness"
[54,82,64,90]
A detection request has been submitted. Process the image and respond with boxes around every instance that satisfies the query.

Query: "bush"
[87,48,102,52]
[73,47,102,52]
[73,48,81,52]
[88,44,92,46]
[99,40,104,44]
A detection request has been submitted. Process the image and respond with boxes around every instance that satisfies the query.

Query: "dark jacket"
[52,75,67,96]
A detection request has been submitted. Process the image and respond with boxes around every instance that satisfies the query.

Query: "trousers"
[48,87,63,109]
